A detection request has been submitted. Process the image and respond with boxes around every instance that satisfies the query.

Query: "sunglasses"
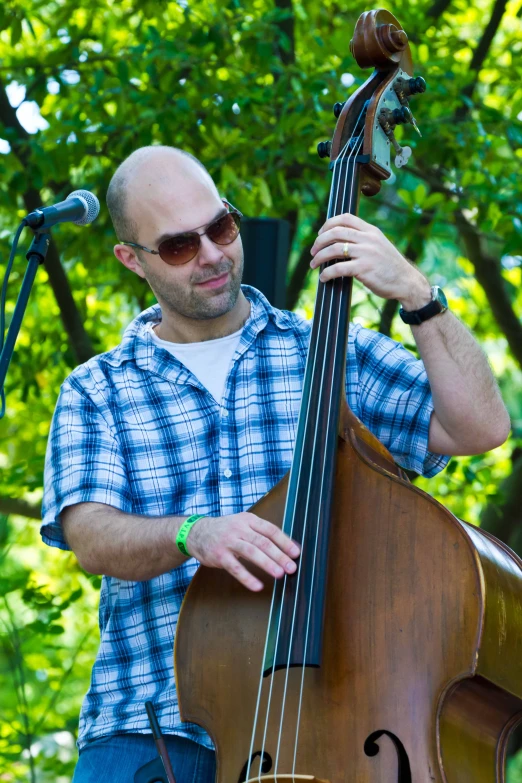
[120,200,242,266]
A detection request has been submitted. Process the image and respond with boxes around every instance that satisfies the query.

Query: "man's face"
[124,164,244,322]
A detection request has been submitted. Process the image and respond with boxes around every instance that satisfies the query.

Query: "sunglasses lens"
[156,211,241,265]
[158,234,200,266]
[207,212,241,245]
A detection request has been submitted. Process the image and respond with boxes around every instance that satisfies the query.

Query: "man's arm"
[310,213,510,456]
[62,502,300,591]
[404,306,509,456]
[62,503,188,580]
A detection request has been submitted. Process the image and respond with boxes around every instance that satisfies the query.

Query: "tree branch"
[0,53,128,74]
[0,78,30,144]
[0,497,41,519]
[21,188,96,364]
[378,221,429,336]
[458,0,509,111]
[286,193,329,310]
[274,0,295,67]
[0,79,95,364]
[469,0,508,74]
[269,3,298,264]
[405,163,454,195]
[378,298,399,337]
[454,209,522,370]
[426,0,454,18]
[402,162,522,370]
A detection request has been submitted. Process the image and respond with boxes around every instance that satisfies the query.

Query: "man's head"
[107,146,244,322]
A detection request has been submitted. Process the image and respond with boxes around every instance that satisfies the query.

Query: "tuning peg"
[394,145,412,168]
[408,76,426,95]
[379,106,422,143]
[317,141,332,159]
[392,106,412,125]
[333,102,345,118]
[410,117,422,137]
[393,76,427,103]
[378,106,411,130]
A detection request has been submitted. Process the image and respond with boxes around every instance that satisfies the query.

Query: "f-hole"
[364,730,412,783]
[238,750,273,783]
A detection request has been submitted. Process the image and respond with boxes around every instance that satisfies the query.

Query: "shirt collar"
[100,285,292,374]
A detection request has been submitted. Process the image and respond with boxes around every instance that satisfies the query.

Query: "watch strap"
[399,286,448,325]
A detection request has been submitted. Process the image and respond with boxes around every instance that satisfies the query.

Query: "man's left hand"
[310,213,432,311]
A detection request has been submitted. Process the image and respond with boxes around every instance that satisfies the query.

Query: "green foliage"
[0,515,100,781]
[509,751,522,783]
[0,0,521,778]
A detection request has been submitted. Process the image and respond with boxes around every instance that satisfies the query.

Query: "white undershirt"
[146,322,243,404]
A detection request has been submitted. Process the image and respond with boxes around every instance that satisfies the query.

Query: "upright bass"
[175,10,522,782]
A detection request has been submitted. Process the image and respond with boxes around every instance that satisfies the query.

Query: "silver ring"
[343,242,350,259]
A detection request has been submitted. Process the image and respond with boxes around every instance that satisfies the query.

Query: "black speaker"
[240,218,290,309]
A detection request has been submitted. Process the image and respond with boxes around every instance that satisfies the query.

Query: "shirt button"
[224,469,232,478]
[222,409,229,417]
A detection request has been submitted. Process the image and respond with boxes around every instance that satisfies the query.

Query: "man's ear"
[114,244,147,280]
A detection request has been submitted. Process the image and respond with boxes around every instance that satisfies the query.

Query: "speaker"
[240,218,290,309]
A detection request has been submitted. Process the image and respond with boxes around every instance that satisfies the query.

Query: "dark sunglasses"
[120,199,242,266]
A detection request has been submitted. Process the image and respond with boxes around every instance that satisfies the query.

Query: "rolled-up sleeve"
[348,324,450,477]
[41,378,132,550]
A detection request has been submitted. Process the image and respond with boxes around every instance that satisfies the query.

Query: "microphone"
[24,190,100,230]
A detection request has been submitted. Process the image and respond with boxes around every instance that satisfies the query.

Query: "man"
[41,146,510,782]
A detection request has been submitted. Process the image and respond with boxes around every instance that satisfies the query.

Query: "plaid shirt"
[41,285,448,750]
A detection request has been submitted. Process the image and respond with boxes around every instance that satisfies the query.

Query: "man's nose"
[197,233,225,263]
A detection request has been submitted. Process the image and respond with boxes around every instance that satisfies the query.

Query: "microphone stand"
[0,228,50,392]
[0,228,51,396]
[145,701,177,783]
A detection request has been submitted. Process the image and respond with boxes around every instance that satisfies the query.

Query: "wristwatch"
[399,285,448,326]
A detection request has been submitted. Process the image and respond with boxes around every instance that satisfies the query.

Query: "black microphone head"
[67,190,100,225]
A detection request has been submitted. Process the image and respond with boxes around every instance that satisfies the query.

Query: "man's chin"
[158,273,241,321]
[189,288,239,320]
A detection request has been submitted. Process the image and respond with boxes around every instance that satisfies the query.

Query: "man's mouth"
[196,272,229,289]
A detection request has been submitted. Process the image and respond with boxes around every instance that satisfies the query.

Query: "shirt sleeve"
[348,324,450,478]
[41,378,132,550]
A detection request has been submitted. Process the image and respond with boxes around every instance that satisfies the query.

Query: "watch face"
[432,285,448,310]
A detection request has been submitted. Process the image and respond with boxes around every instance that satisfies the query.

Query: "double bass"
[175,10,522,781]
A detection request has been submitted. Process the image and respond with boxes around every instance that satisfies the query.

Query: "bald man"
[41,146,509,782]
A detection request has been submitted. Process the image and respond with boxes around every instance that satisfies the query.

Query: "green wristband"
[176,514,206,557]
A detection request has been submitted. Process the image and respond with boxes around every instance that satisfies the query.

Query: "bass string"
[254,244,334,782]
[273,230,338,776]
[259,127,363,783]
[246,186,342,783]
[249,159,346,783]
[273,134,363,782]
[291,134,363,779]
[245,114,364,783]
[254,262,331,781]
[242,199,340,783]
[246,253,343,782]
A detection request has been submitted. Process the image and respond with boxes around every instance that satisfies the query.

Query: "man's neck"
[154,291,251,344]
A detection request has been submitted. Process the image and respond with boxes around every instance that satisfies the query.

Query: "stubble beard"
[144,252,244,321]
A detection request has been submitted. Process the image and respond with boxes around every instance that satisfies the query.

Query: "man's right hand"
[186,512,301,592]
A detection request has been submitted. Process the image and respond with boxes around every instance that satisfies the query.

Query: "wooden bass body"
[175,407,522,782]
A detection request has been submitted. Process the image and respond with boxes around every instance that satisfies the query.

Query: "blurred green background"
[0,0,521,779]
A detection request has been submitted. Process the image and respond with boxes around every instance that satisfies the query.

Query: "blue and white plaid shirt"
[41,285,449,750]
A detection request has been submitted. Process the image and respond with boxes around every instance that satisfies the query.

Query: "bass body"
[175,404,522,782]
